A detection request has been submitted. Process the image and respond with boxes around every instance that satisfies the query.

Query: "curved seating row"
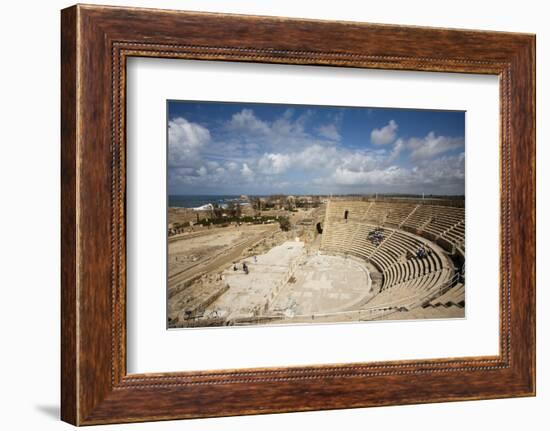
[321,221,452,291]
[321,200,462,312]
[325,200,465,251]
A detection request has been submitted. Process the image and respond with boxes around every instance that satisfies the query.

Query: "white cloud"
[313,151,465,194]
[225,161,239,172]
[371,120,398,145]
[258,153,292,174]
[339,151,379,172]
[168,117,210,167]
[226,108,270,135]
[415,152,465,184]
[271,113,307,138]
[168,110,464,196]
[241,163,254,178]
[330,165,409,186]
[407,132,464,161]
[221,108,335,153]
[206,161,219,170]
[388,138,405,162]
[293,144,340,170]
[316,124,341,141]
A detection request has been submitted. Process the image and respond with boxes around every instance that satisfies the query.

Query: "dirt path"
[168,224,278,298]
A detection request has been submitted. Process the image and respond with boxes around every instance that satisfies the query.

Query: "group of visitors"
[368,228,385,246]
[415,244,432,259]
[233,256,257,275]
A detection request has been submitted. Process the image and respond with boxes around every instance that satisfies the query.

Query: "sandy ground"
[169,227,256,277]
[168,224,278,293]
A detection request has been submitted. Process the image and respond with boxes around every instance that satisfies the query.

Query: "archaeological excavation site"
[167,196,465,328]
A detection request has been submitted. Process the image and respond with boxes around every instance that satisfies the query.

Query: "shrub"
[278,216,291,231]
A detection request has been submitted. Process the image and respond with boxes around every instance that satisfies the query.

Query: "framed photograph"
[61,4,536,425]
[164,100,467,329]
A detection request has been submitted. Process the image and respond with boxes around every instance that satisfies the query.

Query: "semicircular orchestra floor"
[269,254,373,317]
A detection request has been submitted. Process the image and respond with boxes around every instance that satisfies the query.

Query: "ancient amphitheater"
[320,199,465,321]
[168,199,465,328]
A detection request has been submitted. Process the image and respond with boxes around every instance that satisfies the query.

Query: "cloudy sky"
[167,101,465,196]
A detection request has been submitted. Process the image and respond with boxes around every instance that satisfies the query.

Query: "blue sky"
[167,101,465,196]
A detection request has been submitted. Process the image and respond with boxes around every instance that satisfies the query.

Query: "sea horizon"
[168,194,243,209]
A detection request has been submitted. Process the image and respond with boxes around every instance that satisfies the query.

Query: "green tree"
[279,216,291,232]
[227,202,242,218]
[212,204,223,220]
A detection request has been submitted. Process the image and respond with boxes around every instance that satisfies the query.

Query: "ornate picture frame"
[61,4,535,425]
